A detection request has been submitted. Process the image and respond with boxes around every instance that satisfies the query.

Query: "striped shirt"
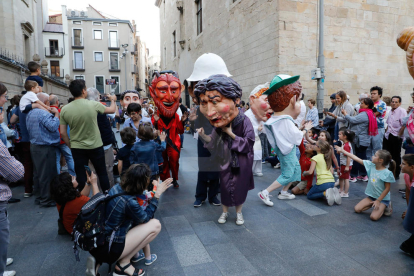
[306,107,319,127]
[26,109,60,146]
[0,140,24,202]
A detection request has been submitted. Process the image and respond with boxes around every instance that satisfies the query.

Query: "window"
[109,22,118,27]
[73,29,82,46]
[173,31,176,57]
[75,75,84,80]
[73,21,81,25]
[74,51,83,69]
[50,61,60,77]
[94,52,103,62]
[110,76,120,94]
[110,52,119,70]
[109,31,118,48]
[95,76,104,94]
[49,40,59,56]
[197,0,202,35]
[93,22,102,26]
[93,30,102,40]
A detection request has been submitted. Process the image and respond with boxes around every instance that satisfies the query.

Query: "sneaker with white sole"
[131,251,145,263]
[3,271,16,276]
[85,255,97,276]
[278,192,295,200]
[253,172,263,177]
[6,258,13,266]
[258,191,274,206]
[384,202,393,216]
[332,187,342,205]
[274,163,281,169]
[218,212,229,224]
[349,177,357,183]
[334,180,339,187]
[340,192,349,198]
[362,176,369,182]
[24,193,32,198]
[145,254,157,266]
[236,212,244,225]
[325,188,334,206]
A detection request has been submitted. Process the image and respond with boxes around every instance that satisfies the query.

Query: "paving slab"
[171,234,213,267]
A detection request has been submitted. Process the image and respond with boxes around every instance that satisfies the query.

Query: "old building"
[148,54,161,85]
[132,32,150,97]
[156,0,414,108]
[66,5,135,95]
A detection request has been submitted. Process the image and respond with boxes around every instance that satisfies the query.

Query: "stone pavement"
[6,132,414,276]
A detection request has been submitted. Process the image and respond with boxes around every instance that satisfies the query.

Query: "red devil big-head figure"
[149,71,184,118]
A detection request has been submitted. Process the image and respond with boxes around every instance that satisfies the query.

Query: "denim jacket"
[130,140,166,176]
[104,184,158,244]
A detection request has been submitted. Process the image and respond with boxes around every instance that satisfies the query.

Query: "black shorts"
[90,241,125,264]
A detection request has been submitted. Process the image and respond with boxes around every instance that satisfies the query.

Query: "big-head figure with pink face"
[249,83,271,123]
[120,90,142,109]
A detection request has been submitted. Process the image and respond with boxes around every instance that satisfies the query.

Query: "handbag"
[58,202,69,235]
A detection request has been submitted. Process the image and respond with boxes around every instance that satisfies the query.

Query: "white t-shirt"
[294,100,306,126]
[177,107,182,120]
[19,92,39,111]
[265,115,303,155]
[142,108,149,118]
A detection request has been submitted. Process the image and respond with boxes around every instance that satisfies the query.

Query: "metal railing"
[72,37,84,48]
[108,38,120,49]
[0,48,28,69]
[45,47,64,57]
[72,59,85,70]
[49,68,65,78]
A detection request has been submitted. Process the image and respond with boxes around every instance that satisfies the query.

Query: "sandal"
[85,256,101,276]
[113,262,145,276]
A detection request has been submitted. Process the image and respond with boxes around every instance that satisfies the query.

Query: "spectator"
[326,91,354,143]
[342,97,377,182]
[382,96,392,129]
[117,127,136,176]
[354,93,369,113]
[0,139,24,276]
[399,92,414,154]
[305,99,319,127]
[86,88,116,188]
[19,80,49,112]
[26,93,60,207]
[121,103,152,147]
[294,93,306,126]
[383,96,406,179]
[60,80,116,192]
[367,86,387,159]
[88,164,172,276]
[26,61,43,92]
[319,93,337,138]
[49,95,76,177]
[179,98,187,148]
[50,172,99,234]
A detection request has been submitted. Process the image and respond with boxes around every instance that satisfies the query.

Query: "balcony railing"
[49,69,65,79]
[72,37,84,48]
[72,60,85,71]
[108,38,120,49]
[45,47,64,57]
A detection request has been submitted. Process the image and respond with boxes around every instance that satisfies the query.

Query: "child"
[337,128,355,198]
[19,80,49,112]
[291,139,315,195]
[26,61,43,92]
[130,122,167,186]
[335,147,395,221]
[117,127,136,176]
[304,140,341,205]
[400,154,414,255]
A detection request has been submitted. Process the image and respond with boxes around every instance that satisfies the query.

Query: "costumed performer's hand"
[197,127,205,136]
[154,178,173,198]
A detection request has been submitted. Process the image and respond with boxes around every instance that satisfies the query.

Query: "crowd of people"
[0,55,414,276]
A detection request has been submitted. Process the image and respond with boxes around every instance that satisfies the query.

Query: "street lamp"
[119,44,129,92]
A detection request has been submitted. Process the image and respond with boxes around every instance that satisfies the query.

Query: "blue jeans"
[56,143,76,176]
[307,182,334,200]
[366,128,385,160]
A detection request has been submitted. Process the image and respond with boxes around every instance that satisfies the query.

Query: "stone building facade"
[156,0,414,108]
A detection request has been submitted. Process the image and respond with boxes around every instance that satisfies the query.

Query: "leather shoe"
[40,202,56,208]
[8,198,20,203]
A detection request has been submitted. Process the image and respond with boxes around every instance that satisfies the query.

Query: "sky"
[48,0,161,56]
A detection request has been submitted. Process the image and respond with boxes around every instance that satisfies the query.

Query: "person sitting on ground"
[291,139,315,195]
[117,127,137,176]
[50,172,99,234]
[87,164,173,276]
[335,147,395,221]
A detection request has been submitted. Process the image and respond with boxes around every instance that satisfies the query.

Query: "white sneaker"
[334,171,338,177]
[332,187,342,205]
[325,188,334,206]
[278,192,295,200]
[334,180,339,187]
[218,212,229,224]
[274,163,281,169]
[253,172,263,177]
[85,255,96,276]
[236,212,244,225]
[258,191,274,206]
[340,192,349,198]
[6,258,13,266]
[3,271,16,276]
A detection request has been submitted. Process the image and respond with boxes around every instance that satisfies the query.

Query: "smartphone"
[323,108,328,113]
[84,165,92,176]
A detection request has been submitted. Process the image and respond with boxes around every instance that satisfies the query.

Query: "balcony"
[72,60,85,71]
[72,37,84,49]
[108,38,120,50]
[131,44,137,55]
[45,47,64,57]
[49,69,65,79]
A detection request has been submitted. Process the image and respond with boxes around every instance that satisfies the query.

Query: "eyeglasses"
[1,94,7,100]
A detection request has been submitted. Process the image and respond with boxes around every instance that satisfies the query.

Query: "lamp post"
[316,0,325,118]
[120,44,129,91]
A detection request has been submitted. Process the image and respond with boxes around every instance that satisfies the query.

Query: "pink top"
[385,107,407,139]
[403,173,414,189]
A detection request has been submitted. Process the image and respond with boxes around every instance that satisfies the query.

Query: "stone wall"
[158,0,414,109]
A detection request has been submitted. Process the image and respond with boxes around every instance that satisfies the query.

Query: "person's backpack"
[72,191,127,261]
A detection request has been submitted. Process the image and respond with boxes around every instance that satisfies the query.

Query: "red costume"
[149,72,185,183]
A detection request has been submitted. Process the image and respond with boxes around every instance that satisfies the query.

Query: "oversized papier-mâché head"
[263,74,302,119]
[120,90,141,109]
[249,82,271,122]
[194,74,242,128]
[397,27,414,79]
[149,71,184,118]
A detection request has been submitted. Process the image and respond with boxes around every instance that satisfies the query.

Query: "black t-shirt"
[117,144,133,173]
[179,104,187,115]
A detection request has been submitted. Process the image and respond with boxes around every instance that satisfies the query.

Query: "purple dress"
[205,112,255,206]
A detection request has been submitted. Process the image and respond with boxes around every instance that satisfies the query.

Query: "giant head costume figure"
[149,71,184,118]
[263,74,302,119]
[249,83,271,122]
[120,90,141,109]
[194,74,242,128]
[397,27,414,79]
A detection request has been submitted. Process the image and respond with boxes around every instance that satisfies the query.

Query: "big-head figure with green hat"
[264,74,302,115]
